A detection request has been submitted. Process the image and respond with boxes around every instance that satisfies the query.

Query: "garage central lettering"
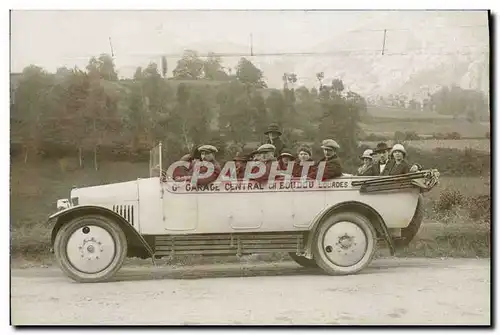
[170,180,352,193]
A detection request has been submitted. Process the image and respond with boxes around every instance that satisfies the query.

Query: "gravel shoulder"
[11,257,491,325]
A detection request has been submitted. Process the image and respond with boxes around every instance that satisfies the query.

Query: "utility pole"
[250,33,254,56]
[109,37,115,57]
[381,29,387,55]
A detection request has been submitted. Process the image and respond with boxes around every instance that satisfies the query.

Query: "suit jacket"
[310,155,342,180]
[292,160,315,178]
[380,159,410,176]
[367,160,390,176]
[357,164,374,176]
[196,160,221,185]
[265,137,286,156]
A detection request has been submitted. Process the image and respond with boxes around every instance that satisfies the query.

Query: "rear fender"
[304,201,395,258]
[48,205,154,259]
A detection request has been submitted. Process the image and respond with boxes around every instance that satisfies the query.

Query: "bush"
[466,194,491,222]
[404,131,420,140]
[394,130,421,142]
[434,189,465,212]
[445,132,461,140]
[363,133,389,141]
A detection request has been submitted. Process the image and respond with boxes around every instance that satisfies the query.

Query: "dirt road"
[11,258,490,325]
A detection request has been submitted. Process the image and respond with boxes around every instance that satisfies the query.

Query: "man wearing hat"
[195,144,221,185]
[250,143,277,183]
[313,139,343,180]
[367,142,391,176]
[264,123,287,156]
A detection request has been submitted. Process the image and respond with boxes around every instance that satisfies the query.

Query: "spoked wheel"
[288,252,319,268]
[54,215,127,283]
[313,212,377,276]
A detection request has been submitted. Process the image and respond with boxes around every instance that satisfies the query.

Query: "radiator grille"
[112,205,135,226]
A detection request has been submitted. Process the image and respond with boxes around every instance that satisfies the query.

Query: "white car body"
[48,143,440,283]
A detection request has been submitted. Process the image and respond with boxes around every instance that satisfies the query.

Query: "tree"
[203,52,229,80]
[216,82,253,147]
[318,99,361,159]
[133,67,143,81]
[331,78,344,93]
[265,90,287,126]
[13,65,55,163]
[161,56,168,78]
[316,72,324,89]
[86,54,118,81]
[235,58,266,88]
[172,50,204,80]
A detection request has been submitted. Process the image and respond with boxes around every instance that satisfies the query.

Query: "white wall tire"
[53,215,128,283]
[312,212,377,275]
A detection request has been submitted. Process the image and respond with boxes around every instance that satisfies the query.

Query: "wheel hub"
[322,221,368,267]
[66,226,116,274]
[79,237,105,261]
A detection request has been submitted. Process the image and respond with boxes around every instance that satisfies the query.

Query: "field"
[361,106,490,139]
[360,139,491,153]
[366,106,456,120]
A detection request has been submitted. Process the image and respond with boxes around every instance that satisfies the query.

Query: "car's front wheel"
[54,214,128,283]
[312,212,377,275]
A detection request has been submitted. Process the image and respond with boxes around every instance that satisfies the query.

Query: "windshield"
[149,142,162,178]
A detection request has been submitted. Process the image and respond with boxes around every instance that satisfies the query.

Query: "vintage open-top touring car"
[48,143,440,283]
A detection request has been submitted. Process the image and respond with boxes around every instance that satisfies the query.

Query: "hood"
[71,180,139,206]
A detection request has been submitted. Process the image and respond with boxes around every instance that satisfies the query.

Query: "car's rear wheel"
[54,214,127,283]
[312,212,377,275]
[288,252,319,268]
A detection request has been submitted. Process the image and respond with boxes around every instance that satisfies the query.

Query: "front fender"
[48,205,154,259]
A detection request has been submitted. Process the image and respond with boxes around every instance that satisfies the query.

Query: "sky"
[10,10,489,80]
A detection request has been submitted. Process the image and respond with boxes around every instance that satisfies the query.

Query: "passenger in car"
[292,145,315,179]
[251,143,277,183]
[264,123,287,156]
[277,152,294,171]
[173,153,194,181]
[356,149,374,176]
[196,145,221,185]
[381,144,410,176]
[312,139,343,180]
[248,149,260,161]
[367,142,391,176]
[234,152,248,180]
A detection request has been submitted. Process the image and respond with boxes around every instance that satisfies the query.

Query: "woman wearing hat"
[264,123,287,156]
[292,145,315,178]
[356,149,374,176]
[277,151,295,171]
[381,144,410,176]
